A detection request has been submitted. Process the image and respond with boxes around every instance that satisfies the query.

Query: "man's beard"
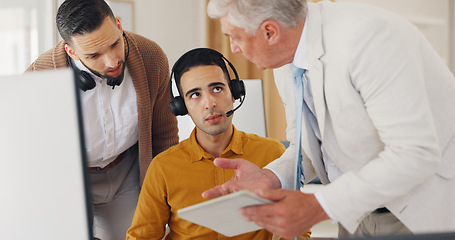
[105,64,126,87]
[96,63,126,86]
[81,61,126,86]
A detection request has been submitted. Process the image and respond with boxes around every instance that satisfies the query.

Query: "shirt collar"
[188,126,243,162]
[293,13,309,70]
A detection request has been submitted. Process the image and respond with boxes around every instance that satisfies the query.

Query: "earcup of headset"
[230,79,246,100]
[169,96,188,116]
[76,70,97,92]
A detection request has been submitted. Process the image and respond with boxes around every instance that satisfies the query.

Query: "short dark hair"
[56,0,116,44]
[172,48,231,96]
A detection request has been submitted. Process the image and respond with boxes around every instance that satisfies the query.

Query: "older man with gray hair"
[202,0,455,239]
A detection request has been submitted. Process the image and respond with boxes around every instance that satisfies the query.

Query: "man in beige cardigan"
[26,0,178,239]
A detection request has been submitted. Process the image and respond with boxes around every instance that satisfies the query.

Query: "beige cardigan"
[26,31,179,183]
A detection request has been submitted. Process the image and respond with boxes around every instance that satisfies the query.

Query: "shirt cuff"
[314,191,338,223]
[263,166,289,189]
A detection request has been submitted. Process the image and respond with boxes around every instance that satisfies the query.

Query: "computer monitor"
[0,69,92,239]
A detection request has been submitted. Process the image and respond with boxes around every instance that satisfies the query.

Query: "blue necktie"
[292,65,305,191]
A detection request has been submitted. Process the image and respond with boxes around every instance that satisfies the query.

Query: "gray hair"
[207,0,307,35]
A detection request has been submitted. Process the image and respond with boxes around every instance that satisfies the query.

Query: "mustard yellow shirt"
[127,127,288,239]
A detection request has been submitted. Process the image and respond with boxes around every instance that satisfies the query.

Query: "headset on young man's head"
[168,48,246,117]
[67,31,130,91]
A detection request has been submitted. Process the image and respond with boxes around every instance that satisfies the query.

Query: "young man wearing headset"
[25,0,178,239]
[126,48,310,239]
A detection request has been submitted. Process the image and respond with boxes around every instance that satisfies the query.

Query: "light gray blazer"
[266,1,455,234]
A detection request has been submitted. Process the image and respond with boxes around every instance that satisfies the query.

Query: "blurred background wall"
[1,0,453,141]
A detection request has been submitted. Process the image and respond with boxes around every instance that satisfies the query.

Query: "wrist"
[263,169,282,189]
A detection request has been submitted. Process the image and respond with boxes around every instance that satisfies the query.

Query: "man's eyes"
[190,92,201,99]
[189,87,223,99]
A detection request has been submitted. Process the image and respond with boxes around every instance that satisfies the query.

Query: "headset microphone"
[225,93,245,117]
[225,110,234,118]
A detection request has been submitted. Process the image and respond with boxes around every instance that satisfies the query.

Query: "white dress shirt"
[73,59,138,168]
[292,14,342,184]
[292,12,341,221]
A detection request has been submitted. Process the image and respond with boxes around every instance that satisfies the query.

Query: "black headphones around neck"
[67,32,130,91]
[169,48,246,116]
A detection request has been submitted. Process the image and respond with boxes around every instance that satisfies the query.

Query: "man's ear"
[260,20,280,45]
[115,17,123,33]
[65,44,79,60]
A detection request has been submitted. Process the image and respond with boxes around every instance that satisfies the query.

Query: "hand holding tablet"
[177,190,272,237]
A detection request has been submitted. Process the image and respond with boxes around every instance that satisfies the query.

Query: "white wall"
[337,0,454,72]
[133,0,206,68]
[130,0,207,141]
[0,0,56,76]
